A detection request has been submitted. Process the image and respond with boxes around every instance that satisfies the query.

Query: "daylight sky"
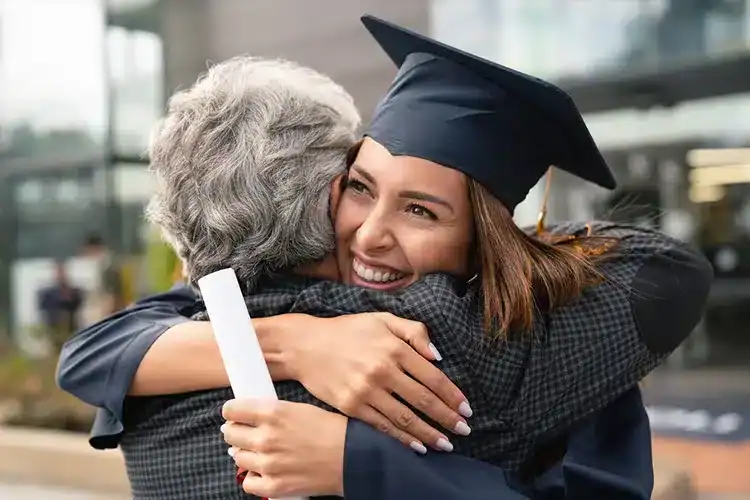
[0,0,160,134]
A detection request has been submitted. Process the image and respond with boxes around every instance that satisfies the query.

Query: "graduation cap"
[361,15,616,213]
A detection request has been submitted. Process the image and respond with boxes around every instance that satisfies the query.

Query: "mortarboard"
[361,15,616,212]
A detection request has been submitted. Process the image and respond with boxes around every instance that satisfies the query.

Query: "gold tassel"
[535,168,554,234]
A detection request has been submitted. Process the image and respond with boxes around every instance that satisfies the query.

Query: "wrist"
[253,316,299,381]
[282,314,325,382]
[321,413,348,496]
[254,314,320,382]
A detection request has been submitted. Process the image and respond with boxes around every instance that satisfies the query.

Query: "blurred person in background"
[36,260,83,351]
[57,18,712,500]
[78,233,125,326]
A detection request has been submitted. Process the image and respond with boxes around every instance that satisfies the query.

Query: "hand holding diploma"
[199,269,316,500]
[222,399,347,498]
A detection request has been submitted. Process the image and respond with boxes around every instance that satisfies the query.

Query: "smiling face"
[334,138,475,290]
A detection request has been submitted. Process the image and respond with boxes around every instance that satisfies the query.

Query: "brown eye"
[407,204,437,220]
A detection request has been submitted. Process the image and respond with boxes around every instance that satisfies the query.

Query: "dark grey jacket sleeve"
[56,285,198,420]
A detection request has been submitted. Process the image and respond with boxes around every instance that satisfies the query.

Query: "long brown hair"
[469,179,617,336]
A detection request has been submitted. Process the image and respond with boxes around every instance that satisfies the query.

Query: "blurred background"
[0,0,748,497]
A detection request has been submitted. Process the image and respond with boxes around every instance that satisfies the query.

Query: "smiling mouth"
[352,257,406,284]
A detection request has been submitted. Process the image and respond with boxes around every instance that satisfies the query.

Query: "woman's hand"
[288,312,472,453]
[222,399,346,498]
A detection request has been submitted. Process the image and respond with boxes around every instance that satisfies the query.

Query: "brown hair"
[469,179,617,336]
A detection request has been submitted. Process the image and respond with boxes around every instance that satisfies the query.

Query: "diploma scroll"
[198,268,306,500]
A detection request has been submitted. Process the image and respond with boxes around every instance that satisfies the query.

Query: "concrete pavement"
[0,482,124,499]
[0,426,130,496]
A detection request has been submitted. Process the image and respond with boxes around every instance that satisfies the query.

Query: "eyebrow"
[351,164,455,213]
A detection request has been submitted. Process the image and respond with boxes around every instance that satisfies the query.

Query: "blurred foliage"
[146,229,182,293]
[0,330,94,433]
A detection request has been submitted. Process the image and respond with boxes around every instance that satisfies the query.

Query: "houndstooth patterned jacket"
[120,221,713,499]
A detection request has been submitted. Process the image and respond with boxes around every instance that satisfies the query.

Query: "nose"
[354,207,396,254]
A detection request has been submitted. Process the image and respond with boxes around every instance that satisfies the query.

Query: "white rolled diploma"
[198,268,306,500]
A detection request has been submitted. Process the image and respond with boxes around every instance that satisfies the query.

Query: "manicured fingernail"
[436,437,454,452]
[410,441,427,455]
[458,401,473,418]
[220,423,228,434]
[227,447,236,458]
[428,343,442,361]
[454,421,471,436]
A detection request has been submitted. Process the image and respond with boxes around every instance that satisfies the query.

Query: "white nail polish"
[454,421,471,436]
[458,401,473,418]
[428,343,442,361]
[410,441,427,455]
[220,423,227,434]
[436,437,454,452]
[227,447,236,458]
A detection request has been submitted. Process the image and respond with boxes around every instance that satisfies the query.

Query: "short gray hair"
[146,56,360,290]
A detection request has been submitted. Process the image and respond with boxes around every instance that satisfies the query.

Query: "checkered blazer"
[119,221,712,499]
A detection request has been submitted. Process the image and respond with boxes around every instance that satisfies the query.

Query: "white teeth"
[353,259,404,283]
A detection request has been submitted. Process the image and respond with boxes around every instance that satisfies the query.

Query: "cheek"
[334,197,365,243]
[402,230,473,275]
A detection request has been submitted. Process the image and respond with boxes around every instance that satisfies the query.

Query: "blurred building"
[2,0,750,373]
[0,0,429,337]
[433,0,750,371]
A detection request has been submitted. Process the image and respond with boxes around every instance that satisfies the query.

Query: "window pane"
[107,26,163,156]
[12,168,103,259]
[430,0,750,81]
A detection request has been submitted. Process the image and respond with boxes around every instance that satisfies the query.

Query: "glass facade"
[431,0,750,82]
[0,0,163,337]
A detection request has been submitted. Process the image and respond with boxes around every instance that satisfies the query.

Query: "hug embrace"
[57,15,712,500]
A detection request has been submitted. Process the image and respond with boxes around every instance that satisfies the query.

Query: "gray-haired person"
[58,53,711,499]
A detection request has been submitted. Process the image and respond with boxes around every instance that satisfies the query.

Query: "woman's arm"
[57,290,313,404]
[522,386,652,499]
[345,387,652,500]
[130,315,298,395]
[57,290,469,453]
[223,387,652,500]
[57,285,198,409]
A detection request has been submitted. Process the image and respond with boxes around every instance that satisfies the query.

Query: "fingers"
[241,473,283,499]
[222,398,277,424]
[399,348,472,419]
[356,404,428,454]
[388,370,470,437]
[368,389,454,452]
[375,313,440,361]
[374,312,472,419]
[233,448,263,474]
[222,421,259,452]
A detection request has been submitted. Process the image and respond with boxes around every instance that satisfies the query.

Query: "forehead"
[356,138,467,190]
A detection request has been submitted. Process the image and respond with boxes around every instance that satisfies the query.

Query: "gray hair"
[146,56,361,290]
